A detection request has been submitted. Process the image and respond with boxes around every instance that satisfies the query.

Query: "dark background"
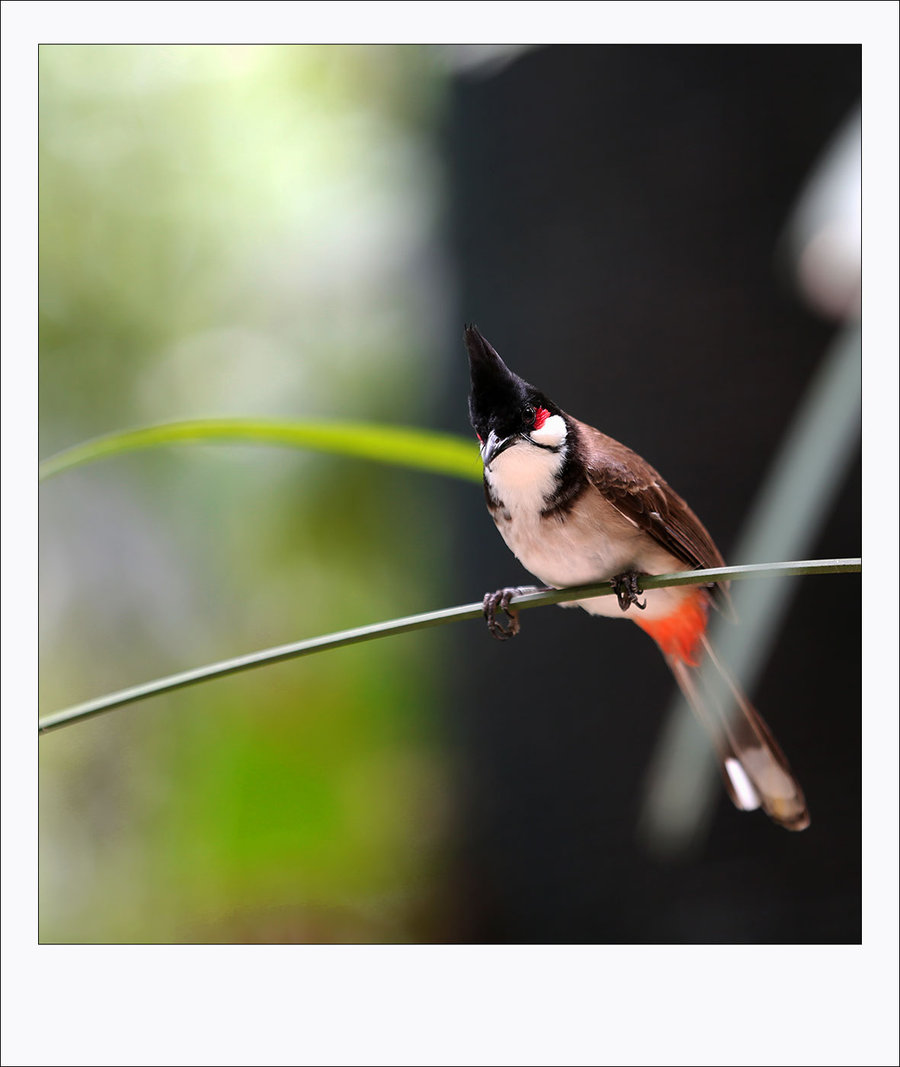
[439,45,861,943]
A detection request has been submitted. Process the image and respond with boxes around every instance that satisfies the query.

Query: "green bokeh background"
[39,44,459,943]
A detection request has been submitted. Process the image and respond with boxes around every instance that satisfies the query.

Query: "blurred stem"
[39,418,483,483]
[39,558,859,735]
[638,324,862,854]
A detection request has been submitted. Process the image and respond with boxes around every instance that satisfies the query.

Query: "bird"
[465,323,809,831]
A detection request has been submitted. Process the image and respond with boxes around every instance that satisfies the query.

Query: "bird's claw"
[483,587,527,639]
[611,571,647,612]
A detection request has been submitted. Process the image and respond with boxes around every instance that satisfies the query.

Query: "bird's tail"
[635,594,810,831]
[664,635,810,831]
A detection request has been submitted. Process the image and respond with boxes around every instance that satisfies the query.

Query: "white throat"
[484,438,567,515]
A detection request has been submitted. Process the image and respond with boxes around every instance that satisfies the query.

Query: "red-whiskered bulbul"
[465,324,809,831]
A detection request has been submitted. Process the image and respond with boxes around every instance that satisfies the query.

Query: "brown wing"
[573,418,731,609]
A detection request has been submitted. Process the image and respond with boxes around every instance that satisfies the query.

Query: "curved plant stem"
[38,558,860,735]
[39,418,483,483]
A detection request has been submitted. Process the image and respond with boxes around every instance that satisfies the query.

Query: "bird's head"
[465,324,568,470]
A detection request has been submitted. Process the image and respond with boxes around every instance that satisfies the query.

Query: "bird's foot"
[482,585,543,640]
[610,570,647,612]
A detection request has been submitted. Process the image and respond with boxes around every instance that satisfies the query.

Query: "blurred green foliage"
[39,45,457,942]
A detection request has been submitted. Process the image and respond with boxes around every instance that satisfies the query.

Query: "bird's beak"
[480,429,515,469]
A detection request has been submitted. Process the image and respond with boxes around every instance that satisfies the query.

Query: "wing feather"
[573,419,730,609]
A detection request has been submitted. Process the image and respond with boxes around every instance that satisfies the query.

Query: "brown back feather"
[572,418,732,612]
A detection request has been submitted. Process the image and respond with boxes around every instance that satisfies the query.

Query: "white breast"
[484,441,687,621]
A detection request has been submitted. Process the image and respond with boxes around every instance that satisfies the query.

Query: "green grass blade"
[39,418,484,483]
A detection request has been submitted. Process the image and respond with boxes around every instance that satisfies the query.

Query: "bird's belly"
[494,507,689,621]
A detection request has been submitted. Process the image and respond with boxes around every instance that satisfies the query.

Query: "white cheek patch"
[529,414,567,448]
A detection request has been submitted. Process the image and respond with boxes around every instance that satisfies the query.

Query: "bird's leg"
[482,585,547,640]
[610,570,647,612]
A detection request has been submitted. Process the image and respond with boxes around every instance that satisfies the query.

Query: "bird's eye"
[522,404,535,424]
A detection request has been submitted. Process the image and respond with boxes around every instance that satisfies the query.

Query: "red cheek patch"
[533,406,550,430]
